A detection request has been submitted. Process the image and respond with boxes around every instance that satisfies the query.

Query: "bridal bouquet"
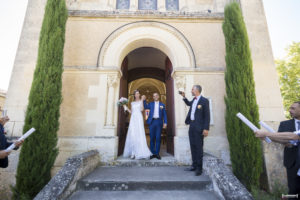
[118,97,129,112]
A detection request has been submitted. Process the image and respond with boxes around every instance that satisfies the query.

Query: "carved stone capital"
[107,75,119,88]
[175,75,186,89]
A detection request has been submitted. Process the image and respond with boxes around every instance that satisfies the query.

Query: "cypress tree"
[13,0,68,199]
[222,2,263,190]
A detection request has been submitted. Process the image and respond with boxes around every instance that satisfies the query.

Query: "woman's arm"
[140,101,144,112]
[123,105,131,114]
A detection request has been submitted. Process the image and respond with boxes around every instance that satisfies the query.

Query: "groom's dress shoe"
[195,169,202,176]
[184,167,196,171]
[150,155,155,159]
[156,155,161,160]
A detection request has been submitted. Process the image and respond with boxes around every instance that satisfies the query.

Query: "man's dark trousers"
[188,122,204,170]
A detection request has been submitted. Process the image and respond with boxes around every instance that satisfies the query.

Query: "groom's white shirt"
[153,101,160,118]
[191,95,201,120]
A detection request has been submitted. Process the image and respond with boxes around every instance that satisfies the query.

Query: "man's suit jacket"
[143,101,167,125]
[278,119,298,169]
[0,124,12,168]
[184,96,210,131]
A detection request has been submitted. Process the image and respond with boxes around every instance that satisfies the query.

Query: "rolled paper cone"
[5,128,36,152]
[295,130,300,134]
[236,113,259,132]
[236,113,272,143]
[259,121,276,133]
[19,128,36,141]
[258,121,273,143]
[5,144,15,153]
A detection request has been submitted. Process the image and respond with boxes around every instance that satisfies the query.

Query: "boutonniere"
[160,106,163,109]
[197,105,202,109]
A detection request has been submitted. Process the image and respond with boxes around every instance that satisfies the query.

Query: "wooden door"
[117,57,128,156]
[165,57,175,155]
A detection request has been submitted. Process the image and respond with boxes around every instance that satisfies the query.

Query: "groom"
[143,93,167,160]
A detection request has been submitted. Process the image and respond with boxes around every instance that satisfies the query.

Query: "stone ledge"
[68,10,224,19]
[203,154,253,200]
[34,150,100,200]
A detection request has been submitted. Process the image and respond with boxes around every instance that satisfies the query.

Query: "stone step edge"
[102,161,188,167]
[77,180,213,191]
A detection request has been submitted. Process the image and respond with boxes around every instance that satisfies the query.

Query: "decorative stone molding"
[174,75,186,126]
[68,9,224,19]
[105,74,119,127]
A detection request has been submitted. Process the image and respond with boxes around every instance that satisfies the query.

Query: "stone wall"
[0,90,6,115]
[35,150,100,200]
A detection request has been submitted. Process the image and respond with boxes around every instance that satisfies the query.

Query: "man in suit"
[179,85,210,176]
[0,116,23,168]
[277,101,300,197]
[143,93,167,160]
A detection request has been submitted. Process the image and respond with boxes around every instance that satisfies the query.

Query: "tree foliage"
[222,2,264,190]
[13,0,68,199]
[276,42,300,117]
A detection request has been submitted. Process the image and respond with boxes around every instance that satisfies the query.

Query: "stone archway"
[97,21,196,160]
[97,21,196,69]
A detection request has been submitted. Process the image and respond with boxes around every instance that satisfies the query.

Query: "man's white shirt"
[153,101,160,118]
[190,95,201,121]
[290,119,300,145]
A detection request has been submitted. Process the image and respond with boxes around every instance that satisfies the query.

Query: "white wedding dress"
[123,101,152,159]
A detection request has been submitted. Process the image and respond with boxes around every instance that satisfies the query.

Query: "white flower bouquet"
[118,97,129,112]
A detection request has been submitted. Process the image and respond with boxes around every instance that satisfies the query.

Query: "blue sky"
[0,0,299,91]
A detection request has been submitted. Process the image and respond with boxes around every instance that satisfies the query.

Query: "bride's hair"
[133,89,140,100]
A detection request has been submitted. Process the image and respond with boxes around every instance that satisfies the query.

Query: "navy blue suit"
[0,124,13,168]
[278,119,300,196]
[184,96,210,170]
[144,100,167,155]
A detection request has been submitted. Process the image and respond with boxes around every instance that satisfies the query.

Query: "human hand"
[0,150,10,159]
[15,139,24,147]
[179,91,185,97]
[163,124,167,129]
[0,116,9,125]
[203,130,209,137]
[285,143,293,148]
[255,131,267,138]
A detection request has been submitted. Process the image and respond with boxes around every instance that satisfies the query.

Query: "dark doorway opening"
[117,47,175,156]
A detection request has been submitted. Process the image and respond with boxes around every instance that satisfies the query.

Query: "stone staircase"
[67,157,222,200]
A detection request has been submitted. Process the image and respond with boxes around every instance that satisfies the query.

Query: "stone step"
[109,156,182,167]
[77,166,212,191]
[68,190,221,200]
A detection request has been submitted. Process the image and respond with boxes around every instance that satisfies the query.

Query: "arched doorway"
[97,21,196,162]
[117,47,175,156]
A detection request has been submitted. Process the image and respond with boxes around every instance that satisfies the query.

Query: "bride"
[123,90,152,159]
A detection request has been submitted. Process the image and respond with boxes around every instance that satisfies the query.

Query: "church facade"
[4,0,285,184]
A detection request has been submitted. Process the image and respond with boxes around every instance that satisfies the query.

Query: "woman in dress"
[123,90,152,159]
